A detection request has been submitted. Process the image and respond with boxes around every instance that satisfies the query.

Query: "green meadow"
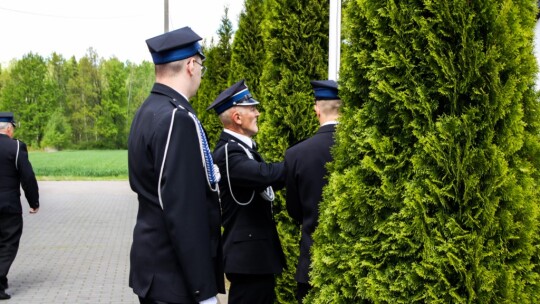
[29,150,128,180]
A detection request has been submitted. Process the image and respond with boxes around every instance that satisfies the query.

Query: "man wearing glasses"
[0,112,39,300]
[193,60,207,77]
[128,27,224,304]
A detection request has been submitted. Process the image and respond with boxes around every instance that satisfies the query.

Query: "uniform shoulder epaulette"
[228,139,243,146]
[227,139,247,148]
[168,98,187,111]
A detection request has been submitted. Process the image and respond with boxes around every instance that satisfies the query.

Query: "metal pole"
[164,0,169,32]
[328,0,341,81]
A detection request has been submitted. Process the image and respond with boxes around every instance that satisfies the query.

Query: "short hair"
[0,121,11,130]
[219,107,235,127]
[316,99,342,116]
[155,58,188,77]
[218,106,254,127]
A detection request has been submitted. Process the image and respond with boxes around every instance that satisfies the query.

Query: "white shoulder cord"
[157,107,221,210]
[224,141,275,205]
[225,142,255,206]
[157,108,178,209]
[15,140,20,170]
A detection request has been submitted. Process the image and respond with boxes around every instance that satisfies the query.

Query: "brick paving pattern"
[6,181,228,304]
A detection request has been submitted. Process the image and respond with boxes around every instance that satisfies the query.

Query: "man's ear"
[232,109,242,125]
[187,58,195,76]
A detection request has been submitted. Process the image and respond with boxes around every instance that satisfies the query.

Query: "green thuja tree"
[228,0,266,96]
[308,0,540,303]
[193,7,234,148]
[256,0,330,302]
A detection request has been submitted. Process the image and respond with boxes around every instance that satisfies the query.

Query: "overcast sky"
[2,0,540,85]
[0,0,244,65]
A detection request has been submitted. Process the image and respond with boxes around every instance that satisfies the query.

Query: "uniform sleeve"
[225,145,285,191]
[155,111,218,301]
[285,149,302,223]
[17,141,39,209]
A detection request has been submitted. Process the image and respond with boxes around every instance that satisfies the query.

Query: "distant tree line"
[2,0,540,303]
[0,49,153,149]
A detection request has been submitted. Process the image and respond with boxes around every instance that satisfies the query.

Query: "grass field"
[29,150,128,180]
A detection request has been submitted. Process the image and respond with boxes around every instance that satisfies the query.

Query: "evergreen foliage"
[192,7,234,148]
[254,0,330,302]
[228,0,266,97]
[308,0,540,303]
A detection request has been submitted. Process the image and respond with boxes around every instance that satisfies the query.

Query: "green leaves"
[0,49,151,150]
[309,0,540,303]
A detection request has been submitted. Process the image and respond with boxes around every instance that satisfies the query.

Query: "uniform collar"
[151,83,196,114]
[321,120,338,127]
[317,123,337,135]
[223,129,254,149]
[177,91,189,102]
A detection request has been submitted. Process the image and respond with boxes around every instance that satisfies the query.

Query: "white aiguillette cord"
[225,142,255,206]
[224,140,275,206]
[15,140,20,170]
[158,106,220,209]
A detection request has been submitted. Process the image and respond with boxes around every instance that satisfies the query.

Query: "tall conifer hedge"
[228,0,266,97]
[192,8,234,147]
[255,0,329,302]
[308,0,540,302]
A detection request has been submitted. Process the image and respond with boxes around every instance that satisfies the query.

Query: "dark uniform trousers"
[0,214,23,290]
[226,273,275,304]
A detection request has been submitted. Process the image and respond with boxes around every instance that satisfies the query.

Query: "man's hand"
[29,208,39,214]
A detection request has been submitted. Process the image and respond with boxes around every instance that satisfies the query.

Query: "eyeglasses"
[193,60,207,77]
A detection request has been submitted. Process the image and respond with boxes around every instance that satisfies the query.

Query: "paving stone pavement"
[6,181,228,304]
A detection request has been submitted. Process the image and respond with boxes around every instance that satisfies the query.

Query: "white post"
[328,0,341,81]
[164,0,169,33]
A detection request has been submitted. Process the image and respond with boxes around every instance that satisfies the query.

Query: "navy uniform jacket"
[212,131,286,274]
[284,124,336,283]
[0,134,39,214]
[128,83,225,303]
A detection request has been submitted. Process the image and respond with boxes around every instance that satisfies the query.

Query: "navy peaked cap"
[311,80,339,100]
[0,112,15,123]
[146,26,205,64]
[0,112,16,127]
[207,80,259,115]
